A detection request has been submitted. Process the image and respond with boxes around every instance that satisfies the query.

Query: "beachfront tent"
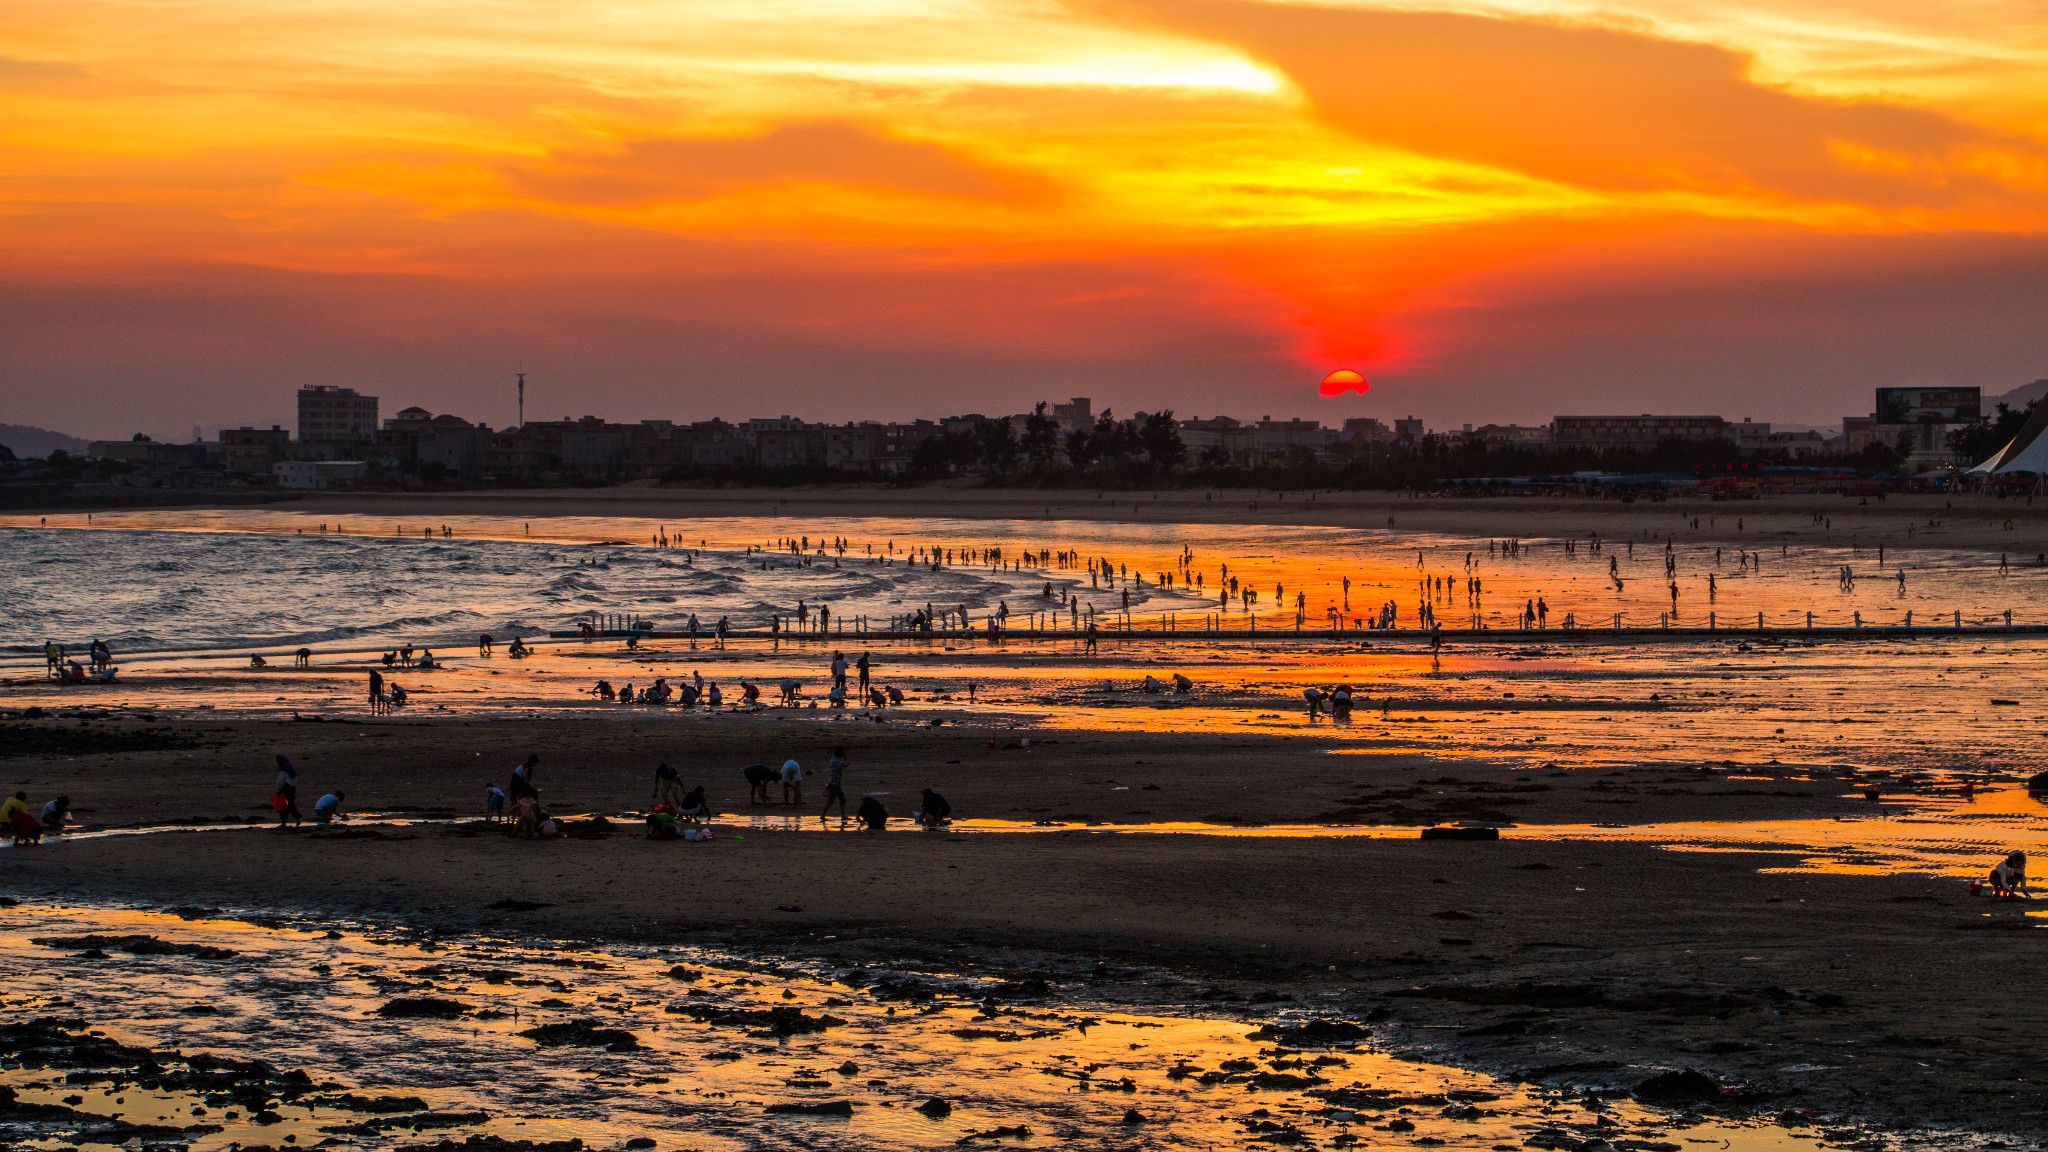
[1971,402,2048,475]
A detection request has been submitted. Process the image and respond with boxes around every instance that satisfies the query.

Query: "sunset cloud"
[1,0,2044,437]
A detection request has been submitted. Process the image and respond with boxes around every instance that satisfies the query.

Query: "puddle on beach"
[13,781,2047,884]
[0,904,1919,1152]
[720,788,2048,880]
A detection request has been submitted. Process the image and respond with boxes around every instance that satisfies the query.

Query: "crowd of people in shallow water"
[40,638,117,684]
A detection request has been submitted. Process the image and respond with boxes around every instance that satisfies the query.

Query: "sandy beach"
[8,488,2048,1145]
[260,483,2048,557]
[7,712,2046,1137]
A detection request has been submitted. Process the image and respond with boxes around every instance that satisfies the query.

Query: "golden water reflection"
[0,905,1935,1151]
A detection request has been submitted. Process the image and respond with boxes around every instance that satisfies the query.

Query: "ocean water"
[7,509,2048,657]
[6,510,2048,807]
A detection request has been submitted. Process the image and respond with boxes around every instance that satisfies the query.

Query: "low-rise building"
[745,418,826,469]
[1552,414,1728,451]
[1843,386,1982,466]
[219,426,292,476]
[1461,423,1554,450]
[1050,397,1093,434]
[1179,416,1254,464]
[275,460,368,489]
[1253,417,1338,461]
[297,385,379,457]
[823,421,917,473]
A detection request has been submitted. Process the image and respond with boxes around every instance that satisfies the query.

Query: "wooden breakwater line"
[551,615,2048,645]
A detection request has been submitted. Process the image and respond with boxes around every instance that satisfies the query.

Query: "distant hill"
[1990,379,2048,411]
[0,423,90,459]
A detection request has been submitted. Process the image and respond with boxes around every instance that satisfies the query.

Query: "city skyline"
[5,0,2047,438]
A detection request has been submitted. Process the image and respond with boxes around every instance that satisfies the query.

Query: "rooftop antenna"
[516,369,525,430]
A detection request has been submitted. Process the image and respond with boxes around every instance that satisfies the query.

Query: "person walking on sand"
[273,754,304,828]
[831,651,848,692]
[856,652,871,697]
[821,746,849,825]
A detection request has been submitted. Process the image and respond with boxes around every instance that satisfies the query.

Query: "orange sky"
[4,0,2046,437]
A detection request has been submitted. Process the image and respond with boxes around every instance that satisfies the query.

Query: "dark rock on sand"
[956,1124,1032,1143]
[664,1003,845,1037]
[309,1093,432,1113]
[988,977,1052,999]
[376,998,472,1018]
[1632,1068,1723,1105]
[69,1118,223,1143]
[397,1136,585,1152]
[0,1016,317,1111]
[764,1100,855,1116]
[33,934,237,960]
[323,1110,493,1135]
[514,1020,640,1051]
[917,1097,953,1118]
[866,975,942,1001]
[1246,1071,1325,1091]
[625,1140,656,1149]
[1420,826,1499,841]
[1247,1019,1370,1046]
[1122,1108,1147,1124]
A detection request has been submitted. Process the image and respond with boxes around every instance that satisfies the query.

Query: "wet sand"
[7,715,2046,1137]
[267,484,2048,555]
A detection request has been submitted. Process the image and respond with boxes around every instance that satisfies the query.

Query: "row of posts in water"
[581,608,2031,636]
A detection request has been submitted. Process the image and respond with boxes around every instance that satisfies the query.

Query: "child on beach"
[678,785,710,825]
[3,791,41,845]
[485,783,507,822]
[313,791,346,825]
[1988,851,2031,898]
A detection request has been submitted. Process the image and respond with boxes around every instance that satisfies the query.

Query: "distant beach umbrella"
[1319,369,1369,396]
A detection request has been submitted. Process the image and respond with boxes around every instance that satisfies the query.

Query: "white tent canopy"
[1972,402,2048,474]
